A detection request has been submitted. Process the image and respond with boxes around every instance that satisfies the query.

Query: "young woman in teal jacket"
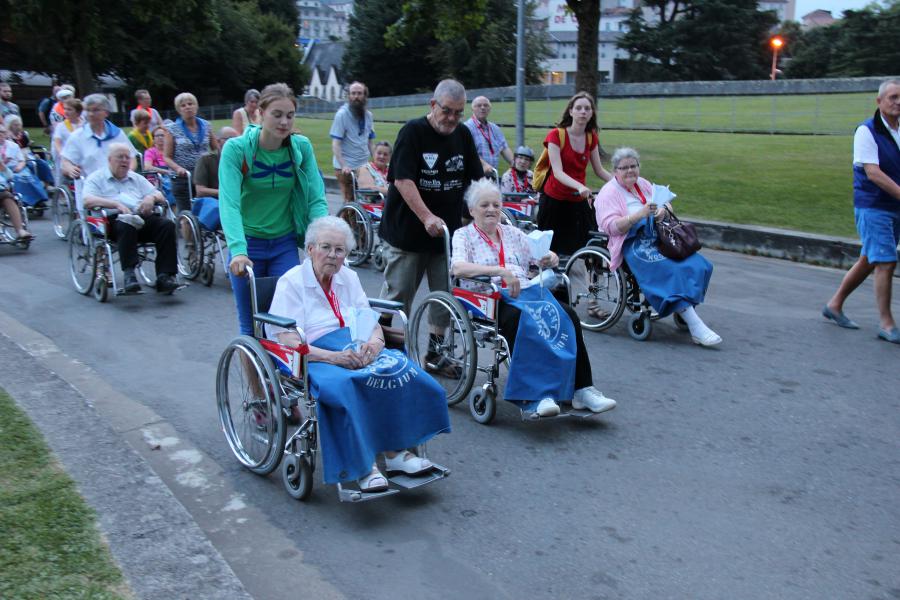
[219,83,328,334]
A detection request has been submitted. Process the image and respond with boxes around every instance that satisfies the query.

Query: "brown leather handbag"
[654,207,701,260]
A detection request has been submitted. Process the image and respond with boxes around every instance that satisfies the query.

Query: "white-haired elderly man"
[61,93,136,206]
[82,143,179,294]
[463,96,514,178]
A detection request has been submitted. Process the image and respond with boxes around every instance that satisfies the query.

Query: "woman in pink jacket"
[595,147,721,347]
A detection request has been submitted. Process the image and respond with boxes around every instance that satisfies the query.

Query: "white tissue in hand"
[526,229,554,261]
[651,184,676,205]
[349,307,380,345]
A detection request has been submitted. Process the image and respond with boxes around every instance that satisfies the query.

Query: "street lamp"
[769,36,784,81]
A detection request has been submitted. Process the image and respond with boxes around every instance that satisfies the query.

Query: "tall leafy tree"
[618,0,778,81]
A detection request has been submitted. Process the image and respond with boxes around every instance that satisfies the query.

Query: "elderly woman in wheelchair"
[445,178,616,420]
[230,216,451,499]
[595,147,721,347]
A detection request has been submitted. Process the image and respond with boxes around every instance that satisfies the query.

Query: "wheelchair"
[405,227,603,425]
[500,191,538,232]
[0,191,32,250]
[173,173,228,287]
[67,200,182,302]
[216,267,449,502]
[336,172,387,270]
[561,232,689,341]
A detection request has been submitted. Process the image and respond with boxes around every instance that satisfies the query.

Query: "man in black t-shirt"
[378,79,484,374]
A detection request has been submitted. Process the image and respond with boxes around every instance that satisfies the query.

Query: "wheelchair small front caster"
[93,276,109,303]
[372,245,387,271]
[469,384,496,425]
[282,453,313,501]
[628,312,651,341]
[199,264,214,287]
[672,311,689,331]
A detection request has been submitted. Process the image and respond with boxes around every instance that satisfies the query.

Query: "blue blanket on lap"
[191,196,220,231]
[307,327,451,484]
[502,285,577,408]
[623,219,712,318]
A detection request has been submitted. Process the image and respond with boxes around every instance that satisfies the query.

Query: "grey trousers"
[379,242,450,329]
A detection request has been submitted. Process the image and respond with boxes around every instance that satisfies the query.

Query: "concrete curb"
[322,175,897,271]
[0,324,252,600]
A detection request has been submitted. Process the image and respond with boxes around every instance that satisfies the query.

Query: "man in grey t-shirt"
[330,81,375,201]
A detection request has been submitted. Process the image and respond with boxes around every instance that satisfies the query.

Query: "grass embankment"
[0,389,130,599]
[28,108,858,238]
[370,92,873,135]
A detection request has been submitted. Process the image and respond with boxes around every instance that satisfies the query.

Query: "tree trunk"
[72,46,96,96]
[567,0,601,96]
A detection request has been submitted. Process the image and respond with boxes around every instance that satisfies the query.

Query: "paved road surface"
[0,211,898,600]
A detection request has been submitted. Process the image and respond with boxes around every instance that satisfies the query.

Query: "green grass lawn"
[30,111,858,238]
[369,92,874,135]
[0,389,131,599]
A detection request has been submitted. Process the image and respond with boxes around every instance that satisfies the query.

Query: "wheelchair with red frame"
[405,227,604,425]
[561,232,689,341]
[336,172,387,270]
[216,267,450,502]
[500,191,538,232]
[67,176,184,302]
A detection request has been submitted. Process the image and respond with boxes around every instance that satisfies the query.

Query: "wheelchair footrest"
[115,289,144,296]
[337,482,400,503]
[388,463,450,490]
[520,407,602,421]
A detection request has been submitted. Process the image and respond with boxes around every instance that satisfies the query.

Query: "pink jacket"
[595,176,653,270]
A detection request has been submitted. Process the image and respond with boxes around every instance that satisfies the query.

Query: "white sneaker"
[383,451,432,475]
[117,213,145,230]
[572,387,617,413]
[691,330,722,347]
[535,398,560,417]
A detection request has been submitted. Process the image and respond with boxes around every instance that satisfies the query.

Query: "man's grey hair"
[610,147,640,169]
[107,142,133,157]
[83,93,110,111]
[433,79,466,103]
[305,215,356,252]
[3,114,22,128]
[878,79,900,98]
[464,177,501,210]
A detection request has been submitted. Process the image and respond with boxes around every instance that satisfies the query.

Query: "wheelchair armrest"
[356,189,385,201]
[90,207,121,219]
[502,192,533,200]
[368,298,403,312]
[254,312,296,330]
[458,274,492,283]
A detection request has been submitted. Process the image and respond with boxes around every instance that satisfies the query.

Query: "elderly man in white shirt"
[61,93,136,208]
[83,143,179,294]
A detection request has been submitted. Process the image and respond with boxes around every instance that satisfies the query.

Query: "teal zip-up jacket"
[218,124,328,257]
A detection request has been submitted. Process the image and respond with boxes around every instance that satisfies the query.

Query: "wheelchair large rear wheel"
[337,202,373,267]
[49,185,73,240]
[408,291,477,406]
[217,336,287,475]
[68,220,96,295]
[176,211,203,280]
[564,246,625,332]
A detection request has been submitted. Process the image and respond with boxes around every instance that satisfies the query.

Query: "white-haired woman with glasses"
[451,178,617,417]
[596,147,721,346]
[268,215,450,493]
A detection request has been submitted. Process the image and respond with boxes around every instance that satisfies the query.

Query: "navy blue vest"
[853,112,900,214]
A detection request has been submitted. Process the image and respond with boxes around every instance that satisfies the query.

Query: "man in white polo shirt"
[330,81,375,202]
[83,143,178,294]
[61,93,136,207]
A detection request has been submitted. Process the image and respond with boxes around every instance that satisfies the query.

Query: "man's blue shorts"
[855,207,900,264]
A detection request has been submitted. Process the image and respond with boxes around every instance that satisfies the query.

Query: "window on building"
[605,22,611,30]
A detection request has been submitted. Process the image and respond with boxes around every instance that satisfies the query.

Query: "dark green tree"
[618,0,778,81]
[361,0,549,94]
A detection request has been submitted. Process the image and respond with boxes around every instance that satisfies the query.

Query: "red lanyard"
[370,161,387,180]
[633,184,648,205]
[511,169,530,192]
[471,118,494,155]
[321,284,345,328]
[473,224,506,287]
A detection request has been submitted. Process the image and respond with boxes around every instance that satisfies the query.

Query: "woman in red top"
[536,92,611,255]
